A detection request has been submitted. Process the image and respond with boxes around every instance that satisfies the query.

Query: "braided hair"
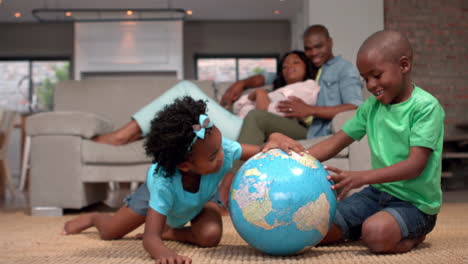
[144,96,209,176]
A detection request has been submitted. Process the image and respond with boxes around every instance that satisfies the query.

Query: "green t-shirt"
[342,85,445,215]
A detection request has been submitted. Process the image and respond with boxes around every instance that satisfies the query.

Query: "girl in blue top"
[64,96,304,263]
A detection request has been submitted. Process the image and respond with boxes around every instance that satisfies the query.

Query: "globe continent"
[229,149,337,256]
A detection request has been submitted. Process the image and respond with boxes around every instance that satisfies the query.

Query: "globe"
[228,148,337,256]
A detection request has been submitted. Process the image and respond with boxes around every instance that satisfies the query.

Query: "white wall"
[290,8,305,51]
[74,21,183,80]
[291,0,383,65]
[184,21,291,79]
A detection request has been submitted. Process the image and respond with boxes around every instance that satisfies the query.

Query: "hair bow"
[190,114,213,147]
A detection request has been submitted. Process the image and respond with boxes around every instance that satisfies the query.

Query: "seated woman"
[93,50,318,145]
[233,79,319,118]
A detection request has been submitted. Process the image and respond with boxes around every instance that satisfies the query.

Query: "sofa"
[27,78,370,215]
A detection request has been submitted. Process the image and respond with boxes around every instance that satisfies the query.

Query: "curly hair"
[273,50,318,90]
[144,96,209,176]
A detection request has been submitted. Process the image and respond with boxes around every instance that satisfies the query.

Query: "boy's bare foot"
[63,213,96,235]
[393,235,426,253]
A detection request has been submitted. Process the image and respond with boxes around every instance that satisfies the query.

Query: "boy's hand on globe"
[263,132,306,155]
[325,166,366,200]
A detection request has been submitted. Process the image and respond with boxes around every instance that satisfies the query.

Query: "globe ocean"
[229,149,337,255]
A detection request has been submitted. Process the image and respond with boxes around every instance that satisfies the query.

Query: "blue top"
[146,137,242,228]
[262,56,363,138]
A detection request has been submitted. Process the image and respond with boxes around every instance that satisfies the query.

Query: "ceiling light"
[14,12,21,18]
[186,10,193,15]
[32,8,186,22]
[65,12,72,17]
[274,10,280,14]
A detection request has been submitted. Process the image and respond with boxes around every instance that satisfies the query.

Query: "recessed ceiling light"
[186,10,193,15]
[14,12,22,18]
[65,12,72,17]
[126,10,133,16]
[274,10,280,15]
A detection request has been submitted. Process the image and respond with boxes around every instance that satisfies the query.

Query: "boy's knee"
[362,218,400,253]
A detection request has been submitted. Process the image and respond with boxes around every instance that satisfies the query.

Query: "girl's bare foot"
[63,213,96,235]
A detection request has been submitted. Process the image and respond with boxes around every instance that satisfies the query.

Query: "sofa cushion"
[82,139,151,164]
[55,78,215,129]
[331,110,357,133]
[297,135,349,158]
[322,158,349,171]
[27,111,114,138]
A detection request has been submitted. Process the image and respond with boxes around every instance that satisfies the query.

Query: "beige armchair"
[0,109,17,199]
[26,78,215,216]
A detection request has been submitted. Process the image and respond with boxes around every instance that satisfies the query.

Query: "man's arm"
[220,74,266,108]
[278,100,357,120]
[279,62,363,120]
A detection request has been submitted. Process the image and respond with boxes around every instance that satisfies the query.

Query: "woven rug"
[1,203,467,264]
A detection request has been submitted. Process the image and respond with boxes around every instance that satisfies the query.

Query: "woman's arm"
[278,98,358,120]
[143,209,191,263]
[221,75,266,108]
[248,88,270,111]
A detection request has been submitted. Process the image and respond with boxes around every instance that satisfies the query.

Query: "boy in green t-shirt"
[308,30,445,254]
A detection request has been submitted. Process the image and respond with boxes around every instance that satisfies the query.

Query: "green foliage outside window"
[252,66,266,75]
[37,63,69,111]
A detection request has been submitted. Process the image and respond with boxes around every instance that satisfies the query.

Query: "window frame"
[0,56,71,112]
[194,53,280,82]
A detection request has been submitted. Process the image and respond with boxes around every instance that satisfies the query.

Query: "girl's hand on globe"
[263,132,306,155]
[325,166,366,200]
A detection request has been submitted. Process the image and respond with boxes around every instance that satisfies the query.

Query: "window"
[0,59,70,112]
[195,55,278,82]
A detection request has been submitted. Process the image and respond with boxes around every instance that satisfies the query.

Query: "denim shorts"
[334,186,437,241]
[124,183,226,216]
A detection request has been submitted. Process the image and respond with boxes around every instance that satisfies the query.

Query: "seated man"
[221,24,364,145]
